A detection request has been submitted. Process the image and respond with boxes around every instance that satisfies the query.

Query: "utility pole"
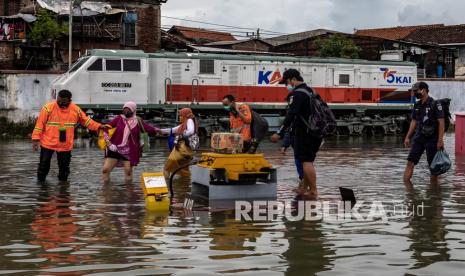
[68,0,74,70]
[256,28,260,40]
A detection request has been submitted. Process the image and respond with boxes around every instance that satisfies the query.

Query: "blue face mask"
[287,84,294,92]
[223,106,231,112]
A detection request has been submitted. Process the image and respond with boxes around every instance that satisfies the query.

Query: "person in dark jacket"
[403,81,445,185]
[271,69,323,199]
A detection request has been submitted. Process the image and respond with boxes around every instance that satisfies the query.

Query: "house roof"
[355,24,445,40]
[404,25,465,45]
[168,26,236,43]
[264,29,340,46]
[204,39,272,47]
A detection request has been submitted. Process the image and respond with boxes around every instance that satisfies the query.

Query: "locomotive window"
[123,59,141,72]
[68,57,89,73]
[106,59,122,71]
[200,60,215,74]
[87,58,103,71]
[339,74,350,85]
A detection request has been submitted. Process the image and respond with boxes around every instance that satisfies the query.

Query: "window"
[87,58,103,71]
[446,52,454,64]
[123,59,141,72]
[68,57,89,73]
[200,60,215,74]
[121,12,137,46]
[339,74,350,85]
[106,59,122,71]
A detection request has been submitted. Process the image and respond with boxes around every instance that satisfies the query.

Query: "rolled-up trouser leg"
[57,151,72,181]
[37,147,54,182]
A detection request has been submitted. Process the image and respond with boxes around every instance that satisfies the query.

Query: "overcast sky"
[161,0,465,37]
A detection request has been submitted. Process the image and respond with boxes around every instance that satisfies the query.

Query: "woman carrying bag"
[101,101,160,184]
[161,108,200,179]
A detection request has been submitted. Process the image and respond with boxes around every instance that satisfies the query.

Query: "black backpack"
[435,98,452,131]
[294,88,337,138]
[251,110,269,142]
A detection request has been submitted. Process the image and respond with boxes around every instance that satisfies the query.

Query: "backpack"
[251,110,269,142]
[294,88,337,138]
[435,98,452,132]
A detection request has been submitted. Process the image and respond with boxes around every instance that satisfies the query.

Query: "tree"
[316,34,361,59]
[30,10,68,44]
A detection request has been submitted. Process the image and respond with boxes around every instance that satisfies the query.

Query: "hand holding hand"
[270,133,281,143]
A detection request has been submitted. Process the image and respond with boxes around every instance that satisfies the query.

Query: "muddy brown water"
[0,134,464,275]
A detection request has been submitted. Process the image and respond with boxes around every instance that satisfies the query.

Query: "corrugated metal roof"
[264,29,340,46]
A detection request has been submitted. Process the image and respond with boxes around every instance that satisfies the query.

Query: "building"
[266,27,455,78]
[356,24,458,78]
[202,39,272,52]
[0,0,167,70]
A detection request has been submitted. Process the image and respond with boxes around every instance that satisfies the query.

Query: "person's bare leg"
[123,161,133,184]
[403,161,415,186]
[302,161,317,199]
[102,158,118,184]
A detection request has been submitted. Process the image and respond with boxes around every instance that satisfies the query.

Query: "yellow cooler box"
[211,132,243,154]
[140,172,170,211]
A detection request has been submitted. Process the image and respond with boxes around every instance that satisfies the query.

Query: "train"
[51,49,418,136]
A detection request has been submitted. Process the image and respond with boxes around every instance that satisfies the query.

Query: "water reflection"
[0,136,464,275]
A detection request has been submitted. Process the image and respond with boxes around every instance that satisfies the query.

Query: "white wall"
[0,73,59,122]
[426,79,465,121]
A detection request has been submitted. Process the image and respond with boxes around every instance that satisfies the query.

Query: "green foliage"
[316,34,361,59]
[30,10,68,43]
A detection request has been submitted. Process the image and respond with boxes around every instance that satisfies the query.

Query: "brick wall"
[0,43,14,69]
[136,5,161,52]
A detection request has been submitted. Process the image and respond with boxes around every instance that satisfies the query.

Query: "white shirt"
[161,118,195,136]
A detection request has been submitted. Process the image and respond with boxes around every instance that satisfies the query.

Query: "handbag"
[137,117,150,152]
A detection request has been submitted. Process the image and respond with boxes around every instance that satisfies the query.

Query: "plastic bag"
[168,128,175,151]
[430,150,451,176]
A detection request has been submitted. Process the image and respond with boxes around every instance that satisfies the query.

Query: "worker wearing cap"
[271,69,323,199]
[32,89,104,182]
[404,81,445,185]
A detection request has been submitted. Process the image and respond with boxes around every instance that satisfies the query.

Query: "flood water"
[1,134,465,275]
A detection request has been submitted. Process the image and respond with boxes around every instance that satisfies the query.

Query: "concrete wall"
[0,72,59,122]
[424,79,465,120]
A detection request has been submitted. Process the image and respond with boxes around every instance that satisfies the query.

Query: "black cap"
[279,69,302,84]
[410,81,428,91]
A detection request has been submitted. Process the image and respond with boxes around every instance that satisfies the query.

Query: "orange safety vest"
[32,102,101,152]
[229,103,252,142]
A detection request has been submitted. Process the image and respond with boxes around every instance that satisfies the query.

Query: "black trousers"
[37,147,72,182]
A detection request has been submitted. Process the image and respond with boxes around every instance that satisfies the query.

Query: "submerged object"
[191,152,277,200]
[140,172,170,211]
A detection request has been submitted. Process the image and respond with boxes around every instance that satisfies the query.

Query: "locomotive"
[52,49,417,136]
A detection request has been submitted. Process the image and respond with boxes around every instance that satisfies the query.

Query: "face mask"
[58,103,69,109]
[287,85,294,92]
[124,112,134,118]
[223,106,231,112]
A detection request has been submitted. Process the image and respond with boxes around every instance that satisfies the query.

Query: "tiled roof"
[355,24,444,40]
[405,25,465,44]
[169,26,236,43]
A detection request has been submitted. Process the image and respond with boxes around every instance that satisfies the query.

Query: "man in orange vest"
[222,94,254,153]
[32,90,104,182]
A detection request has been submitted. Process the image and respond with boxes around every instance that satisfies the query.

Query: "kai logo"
[258,70,282,85]
[380,68,412,84]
